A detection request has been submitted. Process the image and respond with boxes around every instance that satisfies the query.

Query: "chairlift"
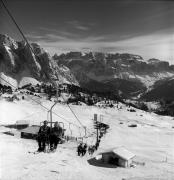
[40,121,58,126]
[40,121,64,129]
[0,0,89,148]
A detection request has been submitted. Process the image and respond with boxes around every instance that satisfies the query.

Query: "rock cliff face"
[1,34,174,99]
[53,51,174,97]
[0,34,78,87]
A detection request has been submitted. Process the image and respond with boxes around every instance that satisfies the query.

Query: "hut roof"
[20,125,40,135]
[100,146,135,161]
[16,120,29,125]
[113,147,135,160]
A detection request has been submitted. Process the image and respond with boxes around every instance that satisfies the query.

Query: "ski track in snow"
[0,97,174,180]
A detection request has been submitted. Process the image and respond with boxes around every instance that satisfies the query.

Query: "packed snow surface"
[0,96,174,180]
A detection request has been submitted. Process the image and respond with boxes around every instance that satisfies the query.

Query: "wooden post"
[97,122,99,142]
[50,110,52,129]
[94,114,98,142]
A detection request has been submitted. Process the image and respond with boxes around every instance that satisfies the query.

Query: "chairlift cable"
[0,0,35,58]
[51,70,85,128]
[0,0,93,138]
[0,0,82,128]
[53,69,93,136]
[0,76,80,128]
[0,0,85,130]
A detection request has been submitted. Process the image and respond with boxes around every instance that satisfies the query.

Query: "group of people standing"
[37,120,63,152]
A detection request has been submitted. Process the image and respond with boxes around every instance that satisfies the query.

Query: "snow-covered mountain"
[54,52,174,97]
[0,34,78,87]
[1,34,174,99]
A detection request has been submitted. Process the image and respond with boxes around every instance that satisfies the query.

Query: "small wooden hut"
[100,147,135,168]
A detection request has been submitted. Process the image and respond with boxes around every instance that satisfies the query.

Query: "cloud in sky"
[27,26,174,64]
[65,20,91,31]
[1,0,174,64]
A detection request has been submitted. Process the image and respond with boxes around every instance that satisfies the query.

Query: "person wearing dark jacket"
[49,122,63,151]
[82,143,87,156]
[77,143,83,156]
[37,120,50,152]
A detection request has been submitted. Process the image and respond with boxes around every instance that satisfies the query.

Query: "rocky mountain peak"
[53,50,174,97]
[0,34,18,50]
[31,43,45,55]
[0,34,78,87]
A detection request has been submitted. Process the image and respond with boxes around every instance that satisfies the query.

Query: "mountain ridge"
[53,51,174,97]
[1,34,174,99]
[0,34,78,87]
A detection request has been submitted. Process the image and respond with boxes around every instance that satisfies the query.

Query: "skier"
[37,120,50,152]
[88,145,95,155]
[49,121,63,151]
[95,139,100,150]
[77,143,83,156]
[82,143,87,156]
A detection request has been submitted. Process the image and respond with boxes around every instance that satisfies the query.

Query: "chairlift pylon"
[0,0,88,136]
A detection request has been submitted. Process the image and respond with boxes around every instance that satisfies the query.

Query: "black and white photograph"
[0,0,174,179]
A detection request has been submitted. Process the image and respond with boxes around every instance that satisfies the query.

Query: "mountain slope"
[0,34,78,87]
[141,78,174,101]
[0,96,174,180]
[54,52,174,97]
[1,34,173,99]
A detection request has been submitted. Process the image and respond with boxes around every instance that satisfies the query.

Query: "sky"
[0,0,174,64]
